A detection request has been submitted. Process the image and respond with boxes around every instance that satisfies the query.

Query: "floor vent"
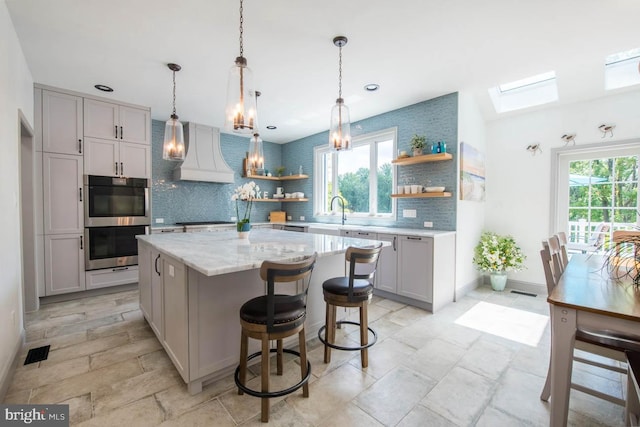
[510,290,537,298]
[24,345,50,365]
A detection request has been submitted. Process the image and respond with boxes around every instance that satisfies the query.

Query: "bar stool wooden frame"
[318,244,382,368]
[234,253,316,423]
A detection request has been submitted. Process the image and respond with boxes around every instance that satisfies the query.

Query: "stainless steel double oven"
[83,175,150,270]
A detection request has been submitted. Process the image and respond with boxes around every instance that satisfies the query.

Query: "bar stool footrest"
[318,320,377,351]
[234,348,311,398]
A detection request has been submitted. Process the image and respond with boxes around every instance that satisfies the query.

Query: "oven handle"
[112,267,129,272]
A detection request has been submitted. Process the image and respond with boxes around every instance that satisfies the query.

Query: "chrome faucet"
[330,195,346,226]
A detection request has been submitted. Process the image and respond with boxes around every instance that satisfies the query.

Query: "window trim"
[313,127,397,219]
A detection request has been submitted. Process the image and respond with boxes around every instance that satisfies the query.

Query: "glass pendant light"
[162,63,185,161]
[225,0,257,135]
[329,36,352,151]
[248,91,264,174]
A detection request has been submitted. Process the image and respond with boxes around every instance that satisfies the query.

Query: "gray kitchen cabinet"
[162,256,189,382]
[398,235,434,302]
[84,137,150,178]
[138,241,164,338]
[44,234,85,295]
[84,99,151,145]
[42,90,83,155]
[376,234,398,293]
[85,266,138,291]
[42,152,83,234]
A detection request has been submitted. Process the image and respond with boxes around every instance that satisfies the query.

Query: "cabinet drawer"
[85,265,138,290]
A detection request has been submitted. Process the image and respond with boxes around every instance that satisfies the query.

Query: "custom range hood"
[174,122,234,183]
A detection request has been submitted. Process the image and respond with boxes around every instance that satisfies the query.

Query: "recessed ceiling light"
[364,83,379,92]
[266,125,277,130]
[94,84,113,92]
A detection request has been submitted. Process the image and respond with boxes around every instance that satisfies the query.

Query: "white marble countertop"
[137,228,388,277]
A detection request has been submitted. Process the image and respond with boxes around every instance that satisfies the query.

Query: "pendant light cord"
[338,44,343,100]
[172,69,177,117]
[239,0,244,58]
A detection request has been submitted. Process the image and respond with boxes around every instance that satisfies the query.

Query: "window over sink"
[313,127,397,219]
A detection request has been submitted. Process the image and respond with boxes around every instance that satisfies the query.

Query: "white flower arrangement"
[231,181,260,231]
[473,231,526,273]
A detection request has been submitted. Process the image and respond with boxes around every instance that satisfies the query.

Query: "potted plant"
[231,181,259,238]
[275,166,286,177]
[409,134,426,156]
[473,231,526,291]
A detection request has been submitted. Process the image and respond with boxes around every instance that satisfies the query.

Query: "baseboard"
[39,283,138,306]
[0,329,25,402]
[480,276,546,297]
[456,277,483,300]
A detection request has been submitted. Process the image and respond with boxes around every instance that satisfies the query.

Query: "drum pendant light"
[162,63,185,161]
[248,91,264,175]
[329,36,352,151]
[225,0,258,135]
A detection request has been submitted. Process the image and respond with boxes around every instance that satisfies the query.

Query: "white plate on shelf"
[424,186,445,193]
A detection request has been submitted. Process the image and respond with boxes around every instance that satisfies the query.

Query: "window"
[488,71,558,113]
[605,47,640,90]
[314,128,396,218]
[553,144,640,246]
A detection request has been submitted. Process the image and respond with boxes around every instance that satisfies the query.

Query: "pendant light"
[225,0,257,135]
[329,36,352,151]
[248,91,264,175]
[162,63,185,161]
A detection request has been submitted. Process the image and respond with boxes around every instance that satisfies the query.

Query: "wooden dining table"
[547,254,640,426]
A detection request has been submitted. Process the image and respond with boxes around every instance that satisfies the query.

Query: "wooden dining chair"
[540,243,640,406]
[548,235,566,275]
[556,231,570,267]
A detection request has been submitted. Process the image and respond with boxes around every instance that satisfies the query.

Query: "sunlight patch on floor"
[454,301,549,347]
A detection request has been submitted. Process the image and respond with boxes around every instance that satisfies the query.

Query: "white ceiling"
[6,0,640,143]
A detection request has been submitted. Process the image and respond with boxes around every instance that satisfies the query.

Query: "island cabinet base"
[147,251,345,394]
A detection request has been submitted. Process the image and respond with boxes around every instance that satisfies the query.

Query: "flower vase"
[237,222,251,239]
[490,272,507,291]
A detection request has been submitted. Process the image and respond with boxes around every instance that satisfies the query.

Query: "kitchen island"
[136,228,386,394]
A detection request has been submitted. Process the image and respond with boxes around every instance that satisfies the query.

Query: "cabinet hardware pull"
[161,229,175,233]
[407,236,422,240]
[78,139,82,154]
[154,254,160,276]
[393,236,397,251]
[80,235,83,250]
[115,162,119,175]
[112,267,129,272]
[115,125,118,139]
[79,187,83,202]
[120,162,124,176]
[120,126,123,139]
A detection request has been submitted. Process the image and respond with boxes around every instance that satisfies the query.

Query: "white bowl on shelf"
[424,186,445,193]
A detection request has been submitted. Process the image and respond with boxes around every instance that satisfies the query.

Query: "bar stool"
[318,244,383,368]
[234,253,317,423]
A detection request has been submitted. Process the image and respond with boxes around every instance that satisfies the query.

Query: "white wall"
[0,0,34,394]
[486,90,640,286]
[456,92,486,295]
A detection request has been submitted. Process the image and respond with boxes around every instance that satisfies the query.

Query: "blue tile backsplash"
[151,92,458,230]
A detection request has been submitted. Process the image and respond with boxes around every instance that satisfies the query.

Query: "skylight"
[489,71,558,113]
[605,47,640,90]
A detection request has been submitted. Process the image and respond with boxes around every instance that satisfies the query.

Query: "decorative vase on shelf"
[412,148,423,157]
[490,272,507,291]
[237,222,251,239]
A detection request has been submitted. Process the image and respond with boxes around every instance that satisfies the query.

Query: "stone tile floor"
[2,286,626,426]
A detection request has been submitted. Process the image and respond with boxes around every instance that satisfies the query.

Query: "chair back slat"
[557,232,570,267]
[540,245,560,294]
[548,235,565,275]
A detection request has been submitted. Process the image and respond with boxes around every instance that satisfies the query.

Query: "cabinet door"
[398,236,434,302]
[43,153,83,234]
[150,249,164,338]
[84,137,119,177]
[376,234,398,293]
[163,257,189,382]
[42,90,83,155]
[44,234,85,295]
[119,142,151,178]
[84,99,118,140]
[138,242,152,321]
[119,106,150,145]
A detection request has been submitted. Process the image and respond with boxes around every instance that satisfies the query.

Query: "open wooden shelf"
[391,192,451,198]
[252,198,309,202]
[244,174,309,181]
[391,152,452,165]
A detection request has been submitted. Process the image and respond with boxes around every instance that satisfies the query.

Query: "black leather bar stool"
[318,244,383,368]
[234,253,317,423]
